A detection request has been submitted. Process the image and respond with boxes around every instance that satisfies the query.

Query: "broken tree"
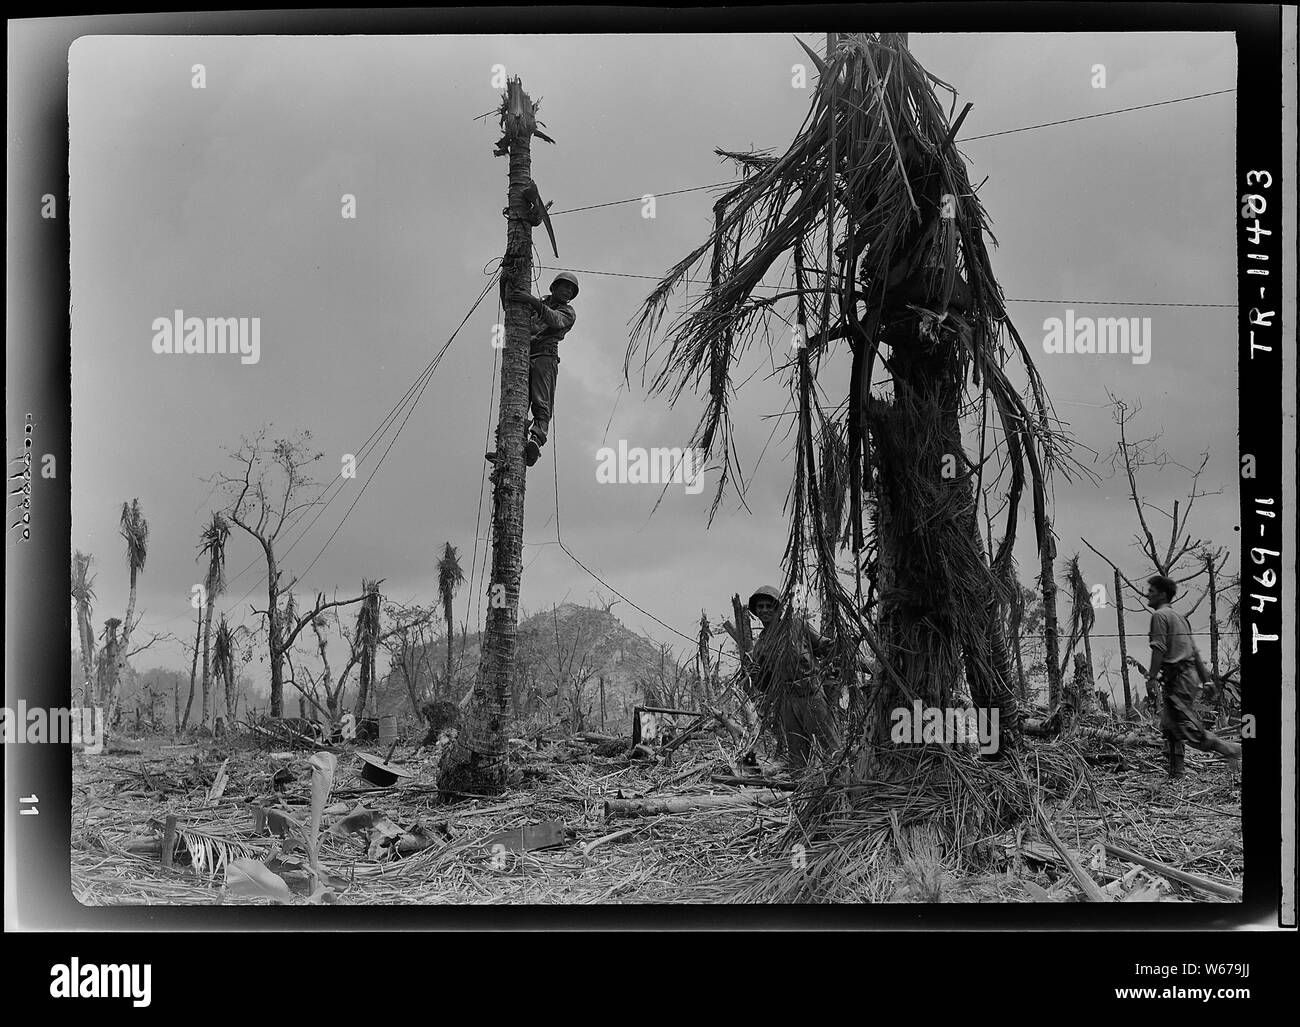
[219,429,368,716]
[629,33,1069,768]
[439,76,551,794]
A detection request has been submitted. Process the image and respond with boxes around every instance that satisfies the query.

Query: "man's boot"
[1166,739,1185,780]
[485,441,541,467]
[1214,737,1241,776]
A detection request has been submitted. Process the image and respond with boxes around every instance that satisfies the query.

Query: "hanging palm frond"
[71,550,97,604]
[120,499,149,574]
[212,617,233,676]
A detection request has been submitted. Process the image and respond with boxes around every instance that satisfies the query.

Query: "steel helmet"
[747,585,782,615]
[550,271,580,298]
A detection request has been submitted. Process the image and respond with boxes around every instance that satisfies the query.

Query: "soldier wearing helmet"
[745,584,840,770]
[504,272,579,467]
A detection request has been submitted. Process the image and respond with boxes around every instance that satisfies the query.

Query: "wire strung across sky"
[533,263,1235,308]
[547,87,1235,215]
[223,277,497,618]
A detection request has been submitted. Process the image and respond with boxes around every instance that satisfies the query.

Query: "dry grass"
[71,723,1242,906]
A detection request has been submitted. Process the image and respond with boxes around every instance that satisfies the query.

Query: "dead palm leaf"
[174,826,260,880]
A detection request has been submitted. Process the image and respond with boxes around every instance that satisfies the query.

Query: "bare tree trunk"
[1082,625,1095,700]
[350,584,381,720]
[1205,551,1221,715]
[1115,568,1133,719]
[77,611,96,709]
[182,610,201,729]
[224,662,237,723]
[105,568,140,730]
[354,633,372,721]
[265,549,286,717]
[1070,653,1090,713]
[1039,521,1062,705]
[439,77,538,794]
[200,597,215,731]
[401,645,423,717]
[444,593,455,691]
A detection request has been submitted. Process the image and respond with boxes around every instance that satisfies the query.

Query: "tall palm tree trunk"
[182,609,201,729]
[225,662,237,722]
[106,566,138,730]
[1039,524,1062,705]
[78,618,96,707]
[444,592,455,689]
[352,582,381,720]
[439,77,538,795]
[200,600,215,730]
[77,608,96,708]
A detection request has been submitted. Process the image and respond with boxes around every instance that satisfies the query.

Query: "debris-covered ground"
[71,721,1242,905]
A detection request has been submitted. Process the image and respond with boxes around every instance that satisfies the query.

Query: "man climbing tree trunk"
[439,76,547,794]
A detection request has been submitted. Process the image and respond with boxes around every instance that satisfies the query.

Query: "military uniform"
[526,297,575,448]
[750,608,841,769]
[1149,605,1236,776]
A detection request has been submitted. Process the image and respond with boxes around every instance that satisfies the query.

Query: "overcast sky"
[69,32,1238,700]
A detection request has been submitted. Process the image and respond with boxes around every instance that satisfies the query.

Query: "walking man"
[1144,574,1240,780]
[505,272,579,467]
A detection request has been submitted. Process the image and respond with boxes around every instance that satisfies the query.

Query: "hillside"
[371,602,704,732]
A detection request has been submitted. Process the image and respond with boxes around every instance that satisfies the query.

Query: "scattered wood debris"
[71,719,1241,905]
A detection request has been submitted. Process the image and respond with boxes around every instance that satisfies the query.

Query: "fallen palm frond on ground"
[71,720,1241,906]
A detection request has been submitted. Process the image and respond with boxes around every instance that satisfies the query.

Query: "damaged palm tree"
[1059,554,1096,706]
[629,33,1076,772]
[351,579,383,720]
[212,615,242,726]
[104,499,149,732]
[436,542,465,690]
[438,77,553,795]
[197,512,231,733]
[72,550,98,708]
